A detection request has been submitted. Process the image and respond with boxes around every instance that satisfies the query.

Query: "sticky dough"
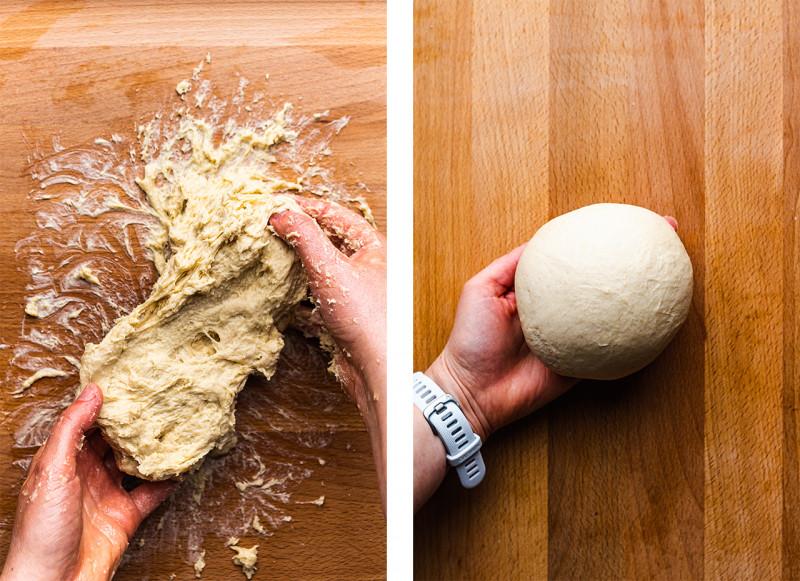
[79,107,307,480]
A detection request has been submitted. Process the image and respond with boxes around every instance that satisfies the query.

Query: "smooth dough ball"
[515,203,693,380]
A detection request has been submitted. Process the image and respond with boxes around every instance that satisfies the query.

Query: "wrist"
[413,406,447,510]
[1,558,58,581]
[425,355,492,441]
[350,357,387,511]
[1,548,80,581]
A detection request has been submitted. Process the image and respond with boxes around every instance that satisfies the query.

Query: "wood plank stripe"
[413,1,476,577]
[784,0,800,576]
[469,1,550,578]
[703,0,784,577]
[548,1,704,578]
[412,0,473,371]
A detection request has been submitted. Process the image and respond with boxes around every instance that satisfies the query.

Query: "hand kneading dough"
[515,203,693,380]
[79,111,307,480]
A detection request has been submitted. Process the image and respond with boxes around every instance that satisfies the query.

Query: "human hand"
[1,384,175,581]
[426,214,679,440]
[271,196,386,409]
[426,246,576,441]
[270,196,386,506]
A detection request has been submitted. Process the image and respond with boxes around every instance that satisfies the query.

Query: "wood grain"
[0,1,385,580]
[704,0,784,577]
[784,0,800,577]
[415,0,797,578]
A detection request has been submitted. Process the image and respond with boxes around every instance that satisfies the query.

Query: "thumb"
[129,480,176,525]
[270,209,344,290]
[42,384,103,471]
[464,244,526,299]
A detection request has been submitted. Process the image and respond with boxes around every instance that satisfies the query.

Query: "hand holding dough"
[515,203,693,380]
[270,196,387,396]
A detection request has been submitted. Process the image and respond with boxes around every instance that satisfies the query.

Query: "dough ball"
[514,203,693,380]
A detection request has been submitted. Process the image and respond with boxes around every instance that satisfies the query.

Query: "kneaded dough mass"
[515,203,693,380]
[80,110,307,480]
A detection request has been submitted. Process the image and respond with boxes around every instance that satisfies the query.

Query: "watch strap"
[413,372,485,488]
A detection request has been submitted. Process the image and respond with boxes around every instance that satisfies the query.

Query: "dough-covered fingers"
[270,209,345,287]
[42,384,103,470]
[292,196,381,252]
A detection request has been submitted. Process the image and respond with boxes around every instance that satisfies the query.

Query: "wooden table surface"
[0,1,385,580]
[415,0,798,579]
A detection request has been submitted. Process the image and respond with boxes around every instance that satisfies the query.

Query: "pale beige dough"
[515,203,693,380]
[75,265,100,285]
[193,550,206,578]
[15,367,70,395]
[80,107,307,480]
[226,537,259,580]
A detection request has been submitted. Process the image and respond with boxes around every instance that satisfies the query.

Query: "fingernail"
[77,384,98,402]
[269,210,289,225]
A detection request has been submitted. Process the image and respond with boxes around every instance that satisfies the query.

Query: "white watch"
[413,372,486,488]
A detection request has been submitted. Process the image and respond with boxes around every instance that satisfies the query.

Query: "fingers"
[271,209,344,289]
[129,480,176,522]
[271,209,339,262]
[292,196,381,251]
[41,384,103,471]
[465,244,527,298]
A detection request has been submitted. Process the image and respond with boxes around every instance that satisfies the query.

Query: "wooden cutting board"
[0,1,385,580]
[415,0,797,579]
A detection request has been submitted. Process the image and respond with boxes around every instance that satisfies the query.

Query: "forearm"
[413,408,447,511]
[359,365,387,512]
[364,397,387,512]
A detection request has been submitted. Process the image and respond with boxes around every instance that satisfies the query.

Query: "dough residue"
[79,106,308,480]
[15,368,69,395]
[251,514,266,534]
[74,265,100,285]
[176,79,192,96]
[193,549,206,578]
[24,296,44,318]
[226,537,259,580]
[24,292,71,318]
